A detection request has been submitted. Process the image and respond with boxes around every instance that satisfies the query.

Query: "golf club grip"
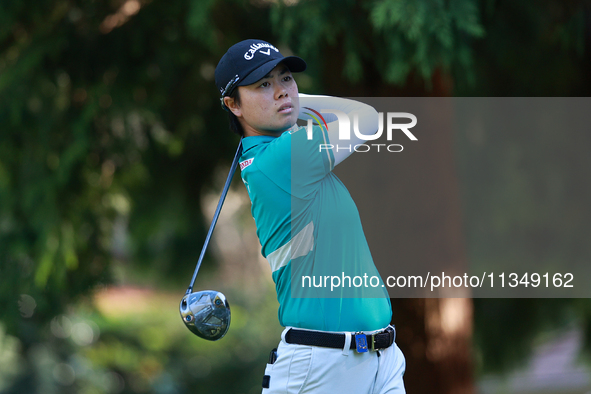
[187,139,243,293]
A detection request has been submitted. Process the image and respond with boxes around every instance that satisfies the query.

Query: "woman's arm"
[298,93,379,166]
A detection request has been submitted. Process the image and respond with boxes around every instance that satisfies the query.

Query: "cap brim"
[239,56,307,87]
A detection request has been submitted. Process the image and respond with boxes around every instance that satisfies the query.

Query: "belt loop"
[281,327,291,344]
[342,332,351,356]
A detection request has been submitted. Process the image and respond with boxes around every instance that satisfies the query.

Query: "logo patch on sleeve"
[239,158,254,170]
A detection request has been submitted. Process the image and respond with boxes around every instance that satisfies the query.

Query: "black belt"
[285,326,395,352]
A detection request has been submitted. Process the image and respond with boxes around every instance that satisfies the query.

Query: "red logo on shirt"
[239,158,253,170]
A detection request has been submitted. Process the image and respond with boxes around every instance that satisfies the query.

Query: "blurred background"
[1,0,590,393]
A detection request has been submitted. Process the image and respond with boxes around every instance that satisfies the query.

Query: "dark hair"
[226,88,244,136]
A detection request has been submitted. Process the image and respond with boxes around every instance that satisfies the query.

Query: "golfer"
[215,39,405,394]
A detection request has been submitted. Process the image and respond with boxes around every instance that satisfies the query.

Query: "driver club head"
[180,290,231,341]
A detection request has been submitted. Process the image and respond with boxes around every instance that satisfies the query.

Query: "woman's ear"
[224,97,241,117]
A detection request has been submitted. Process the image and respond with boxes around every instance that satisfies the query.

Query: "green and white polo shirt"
[239,124,391,332]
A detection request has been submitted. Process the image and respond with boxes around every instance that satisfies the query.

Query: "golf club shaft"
[187,139,243,294]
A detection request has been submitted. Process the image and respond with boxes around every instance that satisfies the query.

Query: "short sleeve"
[251,134,292,194]
[253,125,334,200]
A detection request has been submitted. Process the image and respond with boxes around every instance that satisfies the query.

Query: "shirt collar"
[242,135,277,153]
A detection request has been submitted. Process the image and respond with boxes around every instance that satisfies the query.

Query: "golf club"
[180,139,242,341]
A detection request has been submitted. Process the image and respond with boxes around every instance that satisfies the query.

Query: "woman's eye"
[283,76,292,82]
[260,82,270,88]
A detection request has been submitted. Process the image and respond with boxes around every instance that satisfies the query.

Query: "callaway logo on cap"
[243,42,279,60]
[214,39,307,109]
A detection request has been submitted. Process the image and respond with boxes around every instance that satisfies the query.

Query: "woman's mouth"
[278,103,293,114]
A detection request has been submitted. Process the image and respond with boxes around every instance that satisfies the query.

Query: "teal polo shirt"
[239,124,391,332]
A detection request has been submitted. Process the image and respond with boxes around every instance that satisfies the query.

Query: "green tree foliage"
[271,0,484,87]
[0,0,250,334]
[0,0,280,392]
[462,0,590,95]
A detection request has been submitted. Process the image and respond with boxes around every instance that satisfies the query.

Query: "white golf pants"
[261,326,406,394]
